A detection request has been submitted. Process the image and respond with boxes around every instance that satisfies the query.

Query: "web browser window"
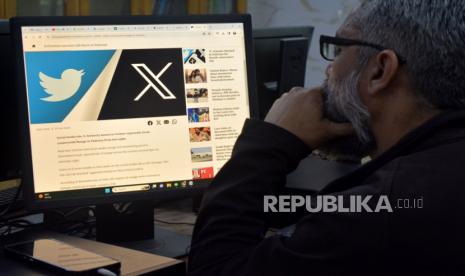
[21,23,250,200]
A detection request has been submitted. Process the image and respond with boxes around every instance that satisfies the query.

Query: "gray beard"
[315,73,376,163]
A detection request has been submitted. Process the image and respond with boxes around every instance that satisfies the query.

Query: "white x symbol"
[132,63,176,101]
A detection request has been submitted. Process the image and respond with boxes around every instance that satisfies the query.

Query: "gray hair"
[350,0,465,109]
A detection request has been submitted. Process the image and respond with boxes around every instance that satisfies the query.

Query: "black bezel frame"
[11,14,258,210]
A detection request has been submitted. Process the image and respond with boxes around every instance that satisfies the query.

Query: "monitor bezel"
[252,25,314,40]
[0,19,23,182]
[11,15,258,210]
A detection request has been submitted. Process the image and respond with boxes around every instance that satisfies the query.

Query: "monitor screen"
[12,16,256,208]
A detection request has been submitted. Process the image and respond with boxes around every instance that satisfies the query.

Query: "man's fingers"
[266,86,356,149]
[327,121,355,138]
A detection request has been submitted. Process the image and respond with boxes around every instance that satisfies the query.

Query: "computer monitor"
[11,15,257,256]
[0,19,21,182]
[253,26,313,118]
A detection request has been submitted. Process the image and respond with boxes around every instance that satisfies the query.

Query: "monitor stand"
[94,201,192,258]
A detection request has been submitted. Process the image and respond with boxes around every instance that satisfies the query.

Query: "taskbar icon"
[152,180,193,190]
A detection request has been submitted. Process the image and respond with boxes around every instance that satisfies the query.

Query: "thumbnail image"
[191,147,213,163]
[185,68,207,84]
[183,49,206,64]
[189,127,211,142]
[100,48,186,120]
[188,107,210,123]
[192,167,214,179]
[25,48,187,124]
[186,88,208,103]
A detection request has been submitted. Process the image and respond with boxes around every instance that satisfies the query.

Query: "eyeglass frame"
[319,35,406,64]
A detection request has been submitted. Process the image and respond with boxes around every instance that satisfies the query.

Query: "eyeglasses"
[319,35,405,64]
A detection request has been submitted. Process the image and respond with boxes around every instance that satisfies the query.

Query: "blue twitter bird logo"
[39,69,85,102]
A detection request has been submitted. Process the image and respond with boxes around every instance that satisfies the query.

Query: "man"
[188,1,465,275]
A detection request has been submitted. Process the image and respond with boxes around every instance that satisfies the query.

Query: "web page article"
[21,24,250,194]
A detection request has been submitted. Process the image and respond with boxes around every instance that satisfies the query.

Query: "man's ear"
[366,50,400,95]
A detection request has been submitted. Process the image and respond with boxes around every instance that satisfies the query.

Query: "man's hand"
[265,87,354,149]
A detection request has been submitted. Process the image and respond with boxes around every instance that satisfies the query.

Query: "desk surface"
[0,199,196,275]
[0,230,185,276]
[0,179,21,192]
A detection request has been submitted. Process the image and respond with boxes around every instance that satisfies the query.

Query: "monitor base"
[95,201,155,242]
[44,201,192,258]
[95,201,191,258]
[115,226,191,258]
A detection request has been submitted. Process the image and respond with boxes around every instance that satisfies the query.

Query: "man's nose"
[325,63,333,78]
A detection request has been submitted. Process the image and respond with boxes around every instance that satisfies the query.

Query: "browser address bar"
[49,33,146,39]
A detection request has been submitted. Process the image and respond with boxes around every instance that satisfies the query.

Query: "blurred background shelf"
[0,0,248,18]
